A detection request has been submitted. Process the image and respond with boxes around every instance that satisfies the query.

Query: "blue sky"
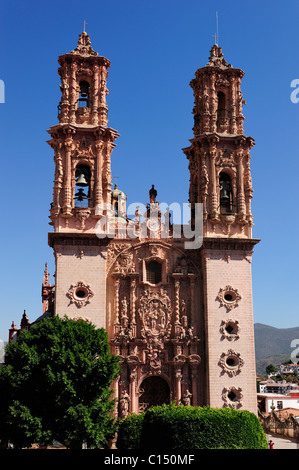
[0,0,298,342]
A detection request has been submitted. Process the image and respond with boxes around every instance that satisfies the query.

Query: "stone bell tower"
[183,44,259,414]
[47,31,119,327]
[184,43,254,237]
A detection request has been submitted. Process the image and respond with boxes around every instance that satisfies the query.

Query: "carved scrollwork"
[220,319,240,341]
[139,288,172,348]
[107,243,129,273]
[114,251,135,275]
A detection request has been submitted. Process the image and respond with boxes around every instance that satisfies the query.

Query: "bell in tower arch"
[219,172,233,214]
[78,81,90,108]
[74,164,91,207]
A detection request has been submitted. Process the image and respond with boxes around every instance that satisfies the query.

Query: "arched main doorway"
[139,376,170,413]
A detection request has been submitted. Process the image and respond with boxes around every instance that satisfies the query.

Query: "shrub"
[117,413,145,449]
[117,404,268,450]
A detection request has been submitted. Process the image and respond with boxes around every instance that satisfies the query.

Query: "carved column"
[244,152,253,221]
[112,376,120,417]
[210,73,217,133]
[128,364,138,414]
[129,276,137,338]
[235,77,244,134]
[94,139,103,208]
[114,277,120,333]
[237,151,246,219]
[69,62,77,124]
[189,355,201,406]
[52,142,63,214]
[62,137,73,215]
[189,274,196,332]
[174,366,182,405]
[99,68,108,126]
[174,279,180,324]
[230,76,237,134]
[190,368,198,406]
[209,150,218,218]
[92,64,99,126]
[103,142,112,205]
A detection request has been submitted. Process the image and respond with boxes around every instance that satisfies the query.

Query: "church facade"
[11,31,260,417]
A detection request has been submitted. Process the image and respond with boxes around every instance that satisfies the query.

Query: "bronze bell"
[76,173,88,187]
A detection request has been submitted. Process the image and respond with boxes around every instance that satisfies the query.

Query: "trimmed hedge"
[117,413,145,449]
[117,404,268,449]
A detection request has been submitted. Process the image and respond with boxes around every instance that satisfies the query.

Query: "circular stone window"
[219,350,244,376]
[75,288,88,299]
[224,291,236,302]
[217,286,241,311]
[67,281,95,308]
[226,355,239,368]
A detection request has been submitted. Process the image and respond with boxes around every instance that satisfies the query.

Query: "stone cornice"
[48,231,113,248]
[201,237,260,251]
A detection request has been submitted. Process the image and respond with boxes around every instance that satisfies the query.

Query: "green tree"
[266,364,278,376]
[0,316,120,449]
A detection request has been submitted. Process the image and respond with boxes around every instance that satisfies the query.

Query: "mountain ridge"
[254,323,299,375]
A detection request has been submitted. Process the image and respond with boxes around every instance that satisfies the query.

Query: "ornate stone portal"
[107,239,202,415]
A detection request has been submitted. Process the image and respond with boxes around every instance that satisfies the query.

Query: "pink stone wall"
[54,245,107,329]
[202,249,257,414]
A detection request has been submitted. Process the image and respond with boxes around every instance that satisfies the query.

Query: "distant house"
[279,363,299,375]
[258,390,299,414]
[259,379,299,395]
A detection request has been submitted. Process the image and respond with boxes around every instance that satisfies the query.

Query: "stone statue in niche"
[182,389,192,406]
[119,391,130,419]
[120,297,129,328]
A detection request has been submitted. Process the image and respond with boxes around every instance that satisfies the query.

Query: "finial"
[43,262,50,286]
[71,28,98,57]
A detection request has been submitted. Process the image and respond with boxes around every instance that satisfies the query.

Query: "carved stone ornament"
[216,285,241,311]
[222,387,243,409]
[139,288,172,347]
[219,349,244,377]
[67,280,95,308]
[106,243,129,273]
[75,208,91,230]
[220,319,240,341]
[114,251,135,275]
[71,31,98,57]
